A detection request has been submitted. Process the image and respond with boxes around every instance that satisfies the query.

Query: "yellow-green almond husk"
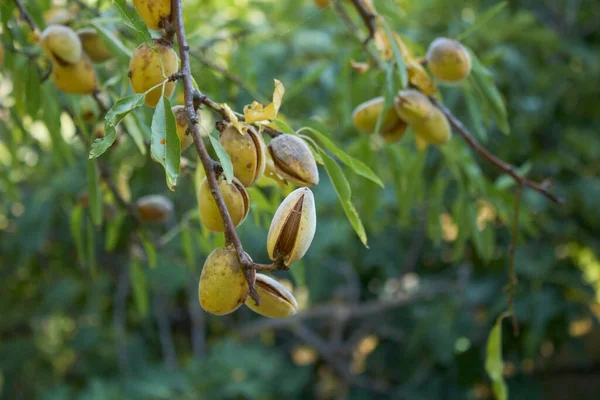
[245,274,298,318]
[267,187,316,266]
[172,105,199,151]
[199,247,252,316]
[412,106,452,145]
[352,96,401,134]
[41,24,83,65]
[197,177,249,232]
[77,28,112,63]
[219,124,267,187]
[426,37,472,83]
[133,0,172,31]
[394,89,435,125]
[268,134,319,187]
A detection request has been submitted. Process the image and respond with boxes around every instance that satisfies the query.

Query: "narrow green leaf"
[485,315,508,400]
[105,212,125,252]
[86,159,103,226]
[381,21,408,88]
[374,62,395,136]
[90,94,145,158]
[208,135,234,184]
[25,65,41,117]
[70,204,86,267]
[272,119,295,134]
[123,113,148,155]
[141,237,157,269]
[151,96,180,190]
[89,20,132,64]
[181,227,195,271]
[298,127,384,188]
[456,2,508,42]
[130,259,149,317]
[86,217,96,275]
[468,52,510,134]
[319,149,368,247]
[113,0,153,48]
[464,83,487,141]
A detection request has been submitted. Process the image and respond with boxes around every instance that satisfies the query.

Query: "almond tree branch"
[13,0,39,34]
[172,0,265,304]
[348,0,377,44]
[431,98,565,205]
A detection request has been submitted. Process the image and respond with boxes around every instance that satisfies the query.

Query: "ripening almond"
[199,247,253,315]
[267,187,316,266]
[268,135,319,187]
[172,105,200,152]
[352,96,408,143]
[426,37,472,83]
[77,29,113,63]
[135,195,174,223]
[197,177,249,232]
[245,274,299,318]
[129,40,178,108]
[219,124,267,187]
[40,25,82,65]
[52,53,97,94]
[133,0,172,31]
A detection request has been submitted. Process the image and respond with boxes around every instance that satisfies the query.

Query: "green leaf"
[319,149,368,247]
[86,217,96,275]
[90,94,145,159]
[485,315,508,400]
[130,259,149,317]
[141,237,157,269]
[464,83,487,141]
[468,52,510,135]
[105,212,125,252]
[456,2,508,42]
[86,159,103,227]
[374,61,396,136]
[89,20,132,64]
[272,119,295,134]
[25,65,41,117]
[297,127,384,188]
[113,0,153,48]
[381,20,408,88]
[208,135,234,184]
[123,112,148,155]
[151,96,180,190]
[181,227,195,271]
[70,205,86,267]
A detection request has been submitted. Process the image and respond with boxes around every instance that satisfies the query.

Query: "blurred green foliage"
[1,0,600,399]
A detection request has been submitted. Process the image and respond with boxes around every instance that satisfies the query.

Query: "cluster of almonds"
[38,21,112,94]
[198,122,319,318]
[352,37,472,146]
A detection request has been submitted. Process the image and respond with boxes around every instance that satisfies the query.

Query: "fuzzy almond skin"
[394,89,435,125]
[129,41,178,108]
[426,37,472,83]
[199,247,249,316]
[135,195,174,223]
[133,0,172,30]
[77,29,112,63]
[41,25,82,65]
[381,123,409,143]
[268,135,319,187]
[219,125,267,187]
[267,187,316,266]
[412,107,452,145]
[197,177,249,232]
[172,105,199,151]
[245,274,299,318]
[52,53,97,94]
[352,96,401,134]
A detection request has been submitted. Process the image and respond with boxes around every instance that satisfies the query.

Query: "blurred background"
[1,0,600,399]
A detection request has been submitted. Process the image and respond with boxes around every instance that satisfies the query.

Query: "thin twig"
[13,0,39,33]
[508,185,522,336]
[348,0,377,43]
[432,99,565,205]
[171,0,261,304]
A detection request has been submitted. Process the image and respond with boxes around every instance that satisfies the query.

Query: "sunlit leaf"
[297,127,384,188]
[90,94,145,159]
[244,79,285,123]
[113,0,153,48]
[485,315,508,400]
[151,96,180,191]
[208,134,234,184]
[319,149,368,247]
[70,205,86,267]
